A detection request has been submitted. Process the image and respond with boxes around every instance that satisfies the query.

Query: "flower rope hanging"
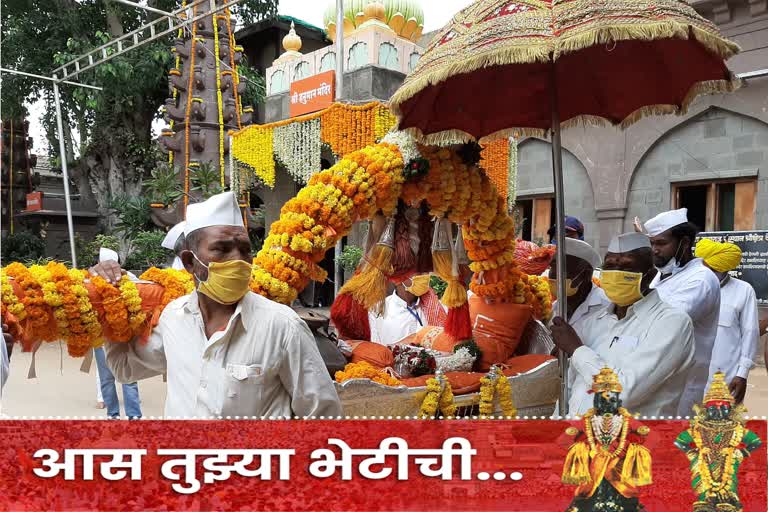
[273,118,322,184]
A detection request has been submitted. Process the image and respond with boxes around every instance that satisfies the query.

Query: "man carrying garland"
[561,367,652,512]
[103,192,342,418]
[675,371,762,512]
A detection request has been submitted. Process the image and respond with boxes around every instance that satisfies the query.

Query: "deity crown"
[592,367,622,395]
[703,371,734,406]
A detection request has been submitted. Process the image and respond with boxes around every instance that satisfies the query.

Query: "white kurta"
[709,278,759,383]
[369,292,427,346]
[556,285,612,405]
[106,291,342,418]
[650,257,720,416]
[568,290,695,417]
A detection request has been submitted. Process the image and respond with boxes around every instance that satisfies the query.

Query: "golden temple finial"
[703,371,734,405]
[282,21,302,53]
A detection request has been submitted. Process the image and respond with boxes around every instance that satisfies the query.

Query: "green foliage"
[1,232,46,264]
[430,275,448,299]
[250,232,264,254]
[190,162,223,200]
[124,230,171,271]
[237,61,267,108]
[75,233,120,268]
[146,163,183,205]
[108,195,153,240]
[336,245,363,273]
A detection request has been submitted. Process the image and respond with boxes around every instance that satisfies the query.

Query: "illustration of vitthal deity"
[561,367,652,512]
[675,371,762,512]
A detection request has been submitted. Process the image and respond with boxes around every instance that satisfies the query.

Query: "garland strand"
[418,376,456,418]
[183,2,199,210]
[213,12,226,187]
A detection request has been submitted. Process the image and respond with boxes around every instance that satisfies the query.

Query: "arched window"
[378,43,399,70]
[408,52,421,72]
[294,61,310,81]
[347,42,368,71]
[270,69,287,93]
[319,52,336,73]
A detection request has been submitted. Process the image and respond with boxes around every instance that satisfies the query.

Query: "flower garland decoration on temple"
[230,126,275,187]
[691,417,743,497]
[334,361,402,387]
[418,374,456,418]
[508,137,518,209]
[183,1,199,207]
[224,8,242,128]
[167,1,186,165]
[212,11,226,187]
[480,138,509,203]
[274,118,321,184]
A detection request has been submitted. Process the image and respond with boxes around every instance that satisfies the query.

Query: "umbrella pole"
[550,66,569,417]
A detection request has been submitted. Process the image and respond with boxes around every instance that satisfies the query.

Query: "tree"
[1,0,276,230]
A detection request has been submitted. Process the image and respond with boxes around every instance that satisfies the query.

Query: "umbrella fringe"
[396,126,548,146]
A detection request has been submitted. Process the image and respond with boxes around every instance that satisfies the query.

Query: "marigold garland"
[1,271,26,322]
[480,138,509,203]
[334,361,402,387]
[231,126,275,187]
[691,417,743,497]
[417,376,456,418]
[4,263,56,342]
[90,275,132,342]
[479,371,517,417]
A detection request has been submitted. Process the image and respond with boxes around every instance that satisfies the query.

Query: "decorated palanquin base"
[1,128,558,416]
[0,420,765,511]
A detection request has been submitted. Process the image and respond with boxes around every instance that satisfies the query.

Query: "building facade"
[516,0,768,253]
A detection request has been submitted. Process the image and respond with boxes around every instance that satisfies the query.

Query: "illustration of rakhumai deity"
[674,371,762,512]
[561,367,652,512]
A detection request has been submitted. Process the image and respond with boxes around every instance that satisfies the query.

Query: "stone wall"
[517,139,600,250]
[625,107,768,231]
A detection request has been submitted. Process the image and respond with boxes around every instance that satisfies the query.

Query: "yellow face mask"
[600,270,644,307]
[548,277,580,300]
[193,255,253,305]
[405,274,431,297]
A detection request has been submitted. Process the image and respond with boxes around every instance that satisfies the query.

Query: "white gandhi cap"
[99,247,119,263]
[608,233,651,253]
[184,191,244,236]
[563,238,602,269]
[643,208,688,237]
[162,221,186,250]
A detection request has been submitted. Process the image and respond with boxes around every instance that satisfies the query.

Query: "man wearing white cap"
[105,192,342,418]
[644,208,720,416]
[551,233,695,417]
[161,221,187,270]
[548,239,610,406]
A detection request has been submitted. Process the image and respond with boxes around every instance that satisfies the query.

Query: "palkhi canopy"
[390,0,740,143]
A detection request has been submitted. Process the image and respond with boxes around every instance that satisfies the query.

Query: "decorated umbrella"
[389,0,740,414]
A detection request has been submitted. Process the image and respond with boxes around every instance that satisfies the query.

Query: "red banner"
[0,420,765,511]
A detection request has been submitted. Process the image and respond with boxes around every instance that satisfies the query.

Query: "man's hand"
[550,317,583,356]
[2,323,13,361]
[88,260,125,285]
[729,376,747,404]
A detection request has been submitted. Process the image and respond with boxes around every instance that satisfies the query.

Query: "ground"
[3,340,768,417]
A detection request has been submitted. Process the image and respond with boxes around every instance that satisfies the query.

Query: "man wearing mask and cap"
[369,272,446,346]
[695,238,759,404]
[551,232,695,417]
[105,191,342,418]
[644,208,720,416]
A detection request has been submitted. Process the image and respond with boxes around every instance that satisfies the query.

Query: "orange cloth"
[468,295,531,370]
[347,341,395,368]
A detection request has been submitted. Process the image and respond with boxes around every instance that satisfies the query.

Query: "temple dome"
[323,0,425,43]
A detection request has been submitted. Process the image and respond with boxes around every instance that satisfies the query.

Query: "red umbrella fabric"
[389,0,740,143]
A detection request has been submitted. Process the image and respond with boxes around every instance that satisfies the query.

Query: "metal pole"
[52,82,78,268]
[333,0,345,297]
[112,0,178,18]
[0,68,103,90]
[550,63,568,416]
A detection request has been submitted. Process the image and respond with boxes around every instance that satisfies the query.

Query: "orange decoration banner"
[289,70,335,117]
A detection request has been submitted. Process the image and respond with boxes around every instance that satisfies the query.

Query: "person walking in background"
[93,346,142,419]
[548,215,585,244]
[696,239,759,404]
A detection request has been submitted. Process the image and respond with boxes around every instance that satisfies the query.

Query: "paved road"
[2,339,768,418]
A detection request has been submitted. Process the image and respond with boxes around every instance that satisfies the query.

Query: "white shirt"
[105,291,342,418]
[568,290,695,417]
[650,257,720,416]
[369,291,427,346]
[556,285,611,403]
[709,277,759,382]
